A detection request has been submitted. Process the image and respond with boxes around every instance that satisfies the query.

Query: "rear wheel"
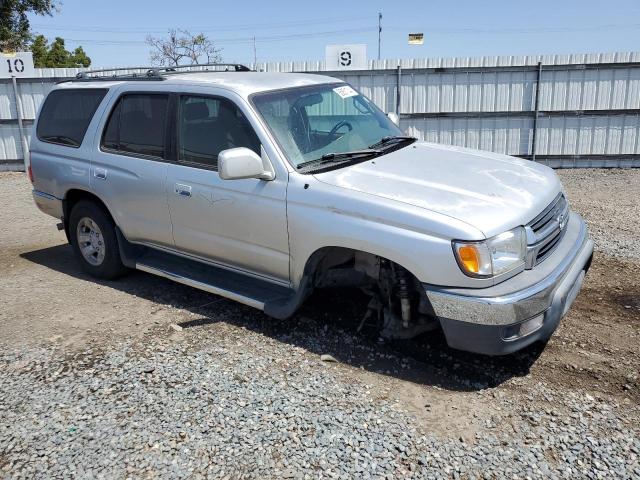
[69,200,127,279]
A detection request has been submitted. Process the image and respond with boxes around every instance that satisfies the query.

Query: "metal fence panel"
[0,81,17,119]
[17,81,53,119]
[403,116,532,156]
[1,52,640,169]
[0,125,30,161]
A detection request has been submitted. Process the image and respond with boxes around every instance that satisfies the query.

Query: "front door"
[166,93,289,283]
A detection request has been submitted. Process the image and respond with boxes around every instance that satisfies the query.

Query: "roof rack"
[67,63,253,82]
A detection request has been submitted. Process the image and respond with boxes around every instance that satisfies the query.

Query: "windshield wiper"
[297,149,381,170]
[368,135,416,149]
[321,149,381,160]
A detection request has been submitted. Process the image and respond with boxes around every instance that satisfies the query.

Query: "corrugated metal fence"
[2,52,640,170]
[1,67,86,170]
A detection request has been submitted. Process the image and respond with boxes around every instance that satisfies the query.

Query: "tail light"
[27,164,34,183]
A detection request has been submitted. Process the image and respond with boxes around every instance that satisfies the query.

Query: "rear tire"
[69,200,127,279]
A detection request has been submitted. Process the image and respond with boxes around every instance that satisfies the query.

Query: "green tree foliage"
[71,46,91,67]
[46,36,68,66]
[1,0,91,67]
[30,34,48,66]
[30,36,92,67]
[0,0,56,52]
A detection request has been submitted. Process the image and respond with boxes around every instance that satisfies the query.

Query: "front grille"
[524,193,569,268]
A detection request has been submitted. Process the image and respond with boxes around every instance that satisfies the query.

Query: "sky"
[27,0,640,68]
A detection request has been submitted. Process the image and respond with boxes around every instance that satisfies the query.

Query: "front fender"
[286,174,490,289]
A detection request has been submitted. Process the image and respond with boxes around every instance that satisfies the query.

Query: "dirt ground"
[0,169,638,442]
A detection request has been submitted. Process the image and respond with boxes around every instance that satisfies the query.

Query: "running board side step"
[133,249,295,313]
[136,262,267,310]
[115,228,304,318]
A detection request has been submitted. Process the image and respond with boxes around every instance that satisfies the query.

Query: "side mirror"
[218,147,272,181]
[387,112,400,126]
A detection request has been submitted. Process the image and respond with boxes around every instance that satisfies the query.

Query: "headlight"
[453,227,526,278]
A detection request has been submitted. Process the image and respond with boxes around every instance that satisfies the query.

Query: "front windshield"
[252,83,403,168]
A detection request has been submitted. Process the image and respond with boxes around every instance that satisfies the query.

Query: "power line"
[62,26,377,46]
[36,20,640,50]
[220,27,376,44]
[385,23,640,34]
[30,15,372,34]
[33,18,640,36]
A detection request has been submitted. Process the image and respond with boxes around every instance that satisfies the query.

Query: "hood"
[313,142,561,238]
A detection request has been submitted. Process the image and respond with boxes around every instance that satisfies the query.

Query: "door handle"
[94,168,107,180]
[175,183,192,197]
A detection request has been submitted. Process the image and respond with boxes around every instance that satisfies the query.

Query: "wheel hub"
[76,217,106,266]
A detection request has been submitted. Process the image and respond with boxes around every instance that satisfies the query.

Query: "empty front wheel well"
[300,246,436,337]
[303,246,421,287]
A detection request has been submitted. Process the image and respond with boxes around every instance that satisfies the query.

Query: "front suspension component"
[395,265,412,327]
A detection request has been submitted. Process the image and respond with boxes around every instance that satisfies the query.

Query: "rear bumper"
[32,190,63,219]
[424,212,593,355]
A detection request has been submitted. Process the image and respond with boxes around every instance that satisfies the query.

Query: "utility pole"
[253,36,257,66]
[378,12,382,60]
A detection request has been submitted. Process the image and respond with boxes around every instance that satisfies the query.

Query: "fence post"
[10,75,29,170]
[531,61,543,162]
[396,65,402,114]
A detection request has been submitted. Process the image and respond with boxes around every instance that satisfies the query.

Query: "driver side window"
[178,95,260,170]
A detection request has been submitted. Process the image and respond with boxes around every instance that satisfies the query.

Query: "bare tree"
[145,29,222,66]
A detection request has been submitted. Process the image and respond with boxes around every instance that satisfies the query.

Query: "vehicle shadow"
[21,244,547,392]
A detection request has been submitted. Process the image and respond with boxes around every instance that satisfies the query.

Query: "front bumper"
[424,212,593,355]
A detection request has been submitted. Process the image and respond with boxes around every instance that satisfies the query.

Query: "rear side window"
[101,94,169,158]
[36,88,107,147]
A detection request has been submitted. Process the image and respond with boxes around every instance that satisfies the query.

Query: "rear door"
[90,88,174,247]
[165,90,290,283]
[31,87,108,201]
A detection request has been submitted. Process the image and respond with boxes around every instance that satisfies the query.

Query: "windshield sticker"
[333,85,358,99]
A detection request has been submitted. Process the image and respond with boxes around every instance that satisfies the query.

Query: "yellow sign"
[408,33,424,45]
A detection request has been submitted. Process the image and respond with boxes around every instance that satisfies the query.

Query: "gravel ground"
[0,169,639,479]
[558,169,640,260]
[2,328,638,479]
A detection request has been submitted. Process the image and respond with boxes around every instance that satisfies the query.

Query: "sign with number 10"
[1,52,35,78]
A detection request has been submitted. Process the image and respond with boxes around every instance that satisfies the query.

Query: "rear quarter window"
[36,88,108,148]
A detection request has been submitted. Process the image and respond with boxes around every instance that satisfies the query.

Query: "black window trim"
[36,87,109,149]
[175,92,261,172]
[99,91,174,163]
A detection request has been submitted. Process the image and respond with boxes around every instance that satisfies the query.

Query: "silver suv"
[29,64,593,355]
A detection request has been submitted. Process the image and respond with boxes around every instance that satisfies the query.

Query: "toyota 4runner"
[29,64,593,355]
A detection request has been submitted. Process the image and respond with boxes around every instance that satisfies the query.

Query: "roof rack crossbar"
[67,63,253,82]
